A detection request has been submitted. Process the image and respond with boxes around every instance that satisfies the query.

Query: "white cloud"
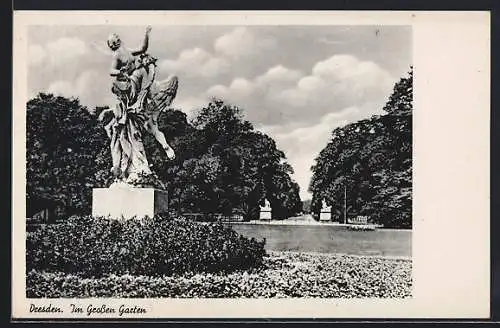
[312,54,359,78]
[297,76,324,92]
[28,44,46,66]
[206,77,256,101]
[47,80,73,97]
[258,105,382,199]
[200,54,396,198]
[45,37,88,62]
[206,84,229,99]
[27,26,410,203]
[28,37,88,70]
[275,55,394,113]
[47,70,108,108]
[48,70,96,96]
[204,54,394,126]
[158,28,279,84]
[214,27,276,58]
[312,54,393,90]
[255,65,303,86]
[201,57,230,77]
[159,47,230,78]
[229,78,256,97]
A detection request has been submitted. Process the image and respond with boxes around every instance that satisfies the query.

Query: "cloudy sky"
[28,25,411,199]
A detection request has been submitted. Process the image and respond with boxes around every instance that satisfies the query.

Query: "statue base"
[319,211,331,221]
[92,185,168,220]
[259,209,272,220]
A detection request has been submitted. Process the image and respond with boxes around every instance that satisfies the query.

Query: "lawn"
[230,224,411,258]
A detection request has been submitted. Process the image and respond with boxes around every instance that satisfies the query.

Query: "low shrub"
[26,214,266,277]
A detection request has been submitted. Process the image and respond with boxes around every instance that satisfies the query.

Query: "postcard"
[12,10,490,319]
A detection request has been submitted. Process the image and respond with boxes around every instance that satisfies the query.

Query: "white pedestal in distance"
[259,208,272,220]
[319,210,331,221]
[92,186,168,220]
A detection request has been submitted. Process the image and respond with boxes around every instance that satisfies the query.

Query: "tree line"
[26,96,302,221]
[309,68,413,228]
[27,68,412,228]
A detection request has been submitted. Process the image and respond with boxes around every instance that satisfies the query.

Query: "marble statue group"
[98,26,178,186]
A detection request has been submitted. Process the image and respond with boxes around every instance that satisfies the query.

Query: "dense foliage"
[309,69,413,228]
[26,94,109,217]
[26,215,266,277]
[27,95,301,220]
[147,100,302,219]
[27,252,411,298]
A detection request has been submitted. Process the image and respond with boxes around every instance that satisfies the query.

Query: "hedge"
[26,215,266,277]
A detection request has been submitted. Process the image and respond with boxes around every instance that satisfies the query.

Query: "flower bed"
[27,252,411,298]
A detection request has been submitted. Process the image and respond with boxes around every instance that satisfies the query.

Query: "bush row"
[27,252,412,298]
[26,215,266,277]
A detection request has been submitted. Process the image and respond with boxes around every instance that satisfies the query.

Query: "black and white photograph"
[12,11,490,319]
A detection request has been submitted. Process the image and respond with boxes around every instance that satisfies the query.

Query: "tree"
[27,94,108,217]
[26,95,302,221]
[309,68,413,228]
[165,100,302,220]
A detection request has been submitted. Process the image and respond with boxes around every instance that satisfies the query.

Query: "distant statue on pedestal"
[259,199,272,221]
[319,199,332,222]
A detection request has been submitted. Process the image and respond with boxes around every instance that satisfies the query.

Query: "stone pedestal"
[259,199,272,220]
[92,186,168,220]
[319,211,331,221]
[259,208,272,220]
[319,200,332,222]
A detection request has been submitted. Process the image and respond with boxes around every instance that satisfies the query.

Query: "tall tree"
[167,100,302,219]
[26,94,108,217]
[26,95,302,221]
[309,68,413,228]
